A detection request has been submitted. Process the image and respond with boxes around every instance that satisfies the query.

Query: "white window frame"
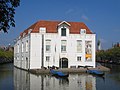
[46,40,51,52]
[26,40,28,52]
[85,41,92,61]
[46,45,51,52]
[21,42,24,52]
[77,40,82,53]
[77,56,81,61]
[17,44,19,53]
[61,45,66,52]
[80,29,86,34]
[61,28,66,36]
[46,56,50,62]
[61,40,67,52]
[22,56,23,60]
[17,56,19,60]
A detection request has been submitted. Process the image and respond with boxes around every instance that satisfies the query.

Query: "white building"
[14,20,96,70]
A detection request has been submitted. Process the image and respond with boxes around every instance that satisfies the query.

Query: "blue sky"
[0,0,120,49]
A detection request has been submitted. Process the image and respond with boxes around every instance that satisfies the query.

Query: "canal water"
[0,63,120,90]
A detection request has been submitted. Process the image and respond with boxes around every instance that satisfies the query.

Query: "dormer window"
[39,27,46,33]
[80,29,86,34]
[61,28,66,36]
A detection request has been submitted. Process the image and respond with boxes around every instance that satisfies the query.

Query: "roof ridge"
[38,20,61,22]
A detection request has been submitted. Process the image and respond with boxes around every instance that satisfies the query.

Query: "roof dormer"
[80,29,86,34]
[58,21,70,37]
[39,27,46,34]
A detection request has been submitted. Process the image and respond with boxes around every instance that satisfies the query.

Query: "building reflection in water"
[14,67,96,90]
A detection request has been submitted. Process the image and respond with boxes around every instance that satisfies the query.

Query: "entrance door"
[59,58,68,68]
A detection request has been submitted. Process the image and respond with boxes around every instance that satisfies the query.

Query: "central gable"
[58,21,71,26]
[57,21,70,37]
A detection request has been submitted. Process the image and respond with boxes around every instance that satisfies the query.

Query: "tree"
[96,47,120,64]
[0,0,20,33]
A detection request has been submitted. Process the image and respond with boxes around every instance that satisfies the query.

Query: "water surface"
[0,63,13,90]
[0,63,120,90]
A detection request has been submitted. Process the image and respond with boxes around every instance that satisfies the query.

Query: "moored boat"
[50,69,69,77]
[87,69,104,76]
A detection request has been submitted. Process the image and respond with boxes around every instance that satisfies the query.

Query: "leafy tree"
[97,50,108,62]
[96,47,120,63]
[0,0,20,32]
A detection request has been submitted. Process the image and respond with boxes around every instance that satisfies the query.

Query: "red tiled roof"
[20,20,93,37]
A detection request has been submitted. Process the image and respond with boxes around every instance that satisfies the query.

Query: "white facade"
[14,20,96,70]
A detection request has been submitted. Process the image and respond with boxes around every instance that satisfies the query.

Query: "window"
[39,27,46,33]
[26,57,28,60]
[39,27,46,31]
[17,44,19,53]
[22,42,23,52]
[85,41,92,54]
[77,40,82,53]
[15,57,17,60]
[61,45,66,52]
[26,40,28,52]
[46,45,50,51]
[61,40,67,52]
[77,56,81,61]
[17,56,19,60]
[22,56,23,60]
[46,40,51,52]
[61,28,66,36]
[85,41,92,61]
[26,57,28,69]
[46,56,50,62]
[80,29,86,34]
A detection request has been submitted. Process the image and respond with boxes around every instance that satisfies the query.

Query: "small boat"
[87,69,104,76]
[50,69,58,75]
[56,71,69,77]
[50,69,69,77]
